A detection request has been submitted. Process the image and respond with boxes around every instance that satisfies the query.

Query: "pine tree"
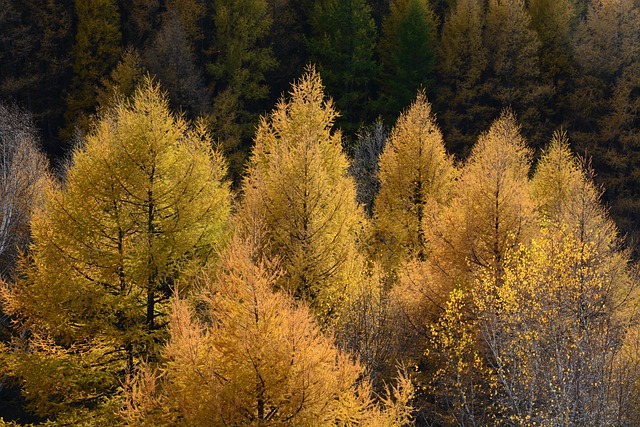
[206,0,277,181]
[571,0,640,250]
[482,0,549,147]
[435,0,488,157]
[63,0,122,140]
[308,0,379,134]
[239,68,364,323]
[378,0,438,120]
[0,80,231,421]
[373,92,456,271]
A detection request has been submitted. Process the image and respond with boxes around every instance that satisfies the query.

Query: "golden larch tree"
[426,110,536,290]
[372,91,456,271]
[0,79,231,421]
[122,237,414,426]
[238,67,365,323]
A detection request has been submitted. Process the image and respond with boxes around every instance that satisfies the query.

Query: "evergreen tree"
[482,0,550,147]
[206,0,277,182]
[0,80,231,421]
[308,0,379,135]
[369,0,391,29]
[63,0,122,140]
[435,0,488,158]
[571,0,640,250]
[378,0,438,121]
[239,68,364,323]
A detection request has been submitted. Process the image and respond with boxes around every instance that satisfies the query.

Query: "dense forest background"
[1,0,640,425]
[1,0,639,245]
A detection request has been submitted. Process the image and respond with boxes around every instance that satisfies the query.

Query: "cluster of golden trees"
[1,69,639,426]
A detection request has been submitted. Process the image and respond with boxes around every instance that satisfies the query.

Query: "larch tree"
[531,130,618,250]
[164,0,206,44]
[430,222,638,426]
[119,0,161,45]
[400,115,531,406]
[206,0,277,181]
[392,111,533,423]
[527,0,577,122]
[0,0,73,153]
[207,0,275,98]
[308,0,379,134]
[372,92,457,272]
[435,0,488,158]
[473,224,637,425]
[378,0,438,120]
[63,0,122,140]
[239,68,365,324]
[97,47,147,109]
[263,0,307,100]
[0,104,49,279]
[0,80,231,422]
[122,237,414,426]
[427,110,536,292]
[571,0,640,250]
[428,130,640,425]
[486,131,640,424]
[482,0,549,147]
[369,0,391,28]
[143,11,211,118]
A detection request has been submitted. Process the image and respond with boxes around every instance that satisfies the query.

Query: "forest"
[1,0,640,425]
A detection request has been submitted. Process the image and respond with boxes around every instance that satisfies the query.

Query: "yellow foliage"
[426,110,535,291]
[239,67,365,323]
[0,79,231,419]
[373,91,457,271]
[532,130,619,252]
[473,225,638,424]
[122,237,414,426]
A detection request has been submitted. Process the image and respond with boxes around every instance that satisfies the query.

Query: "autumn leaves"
[1,67,639,425]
